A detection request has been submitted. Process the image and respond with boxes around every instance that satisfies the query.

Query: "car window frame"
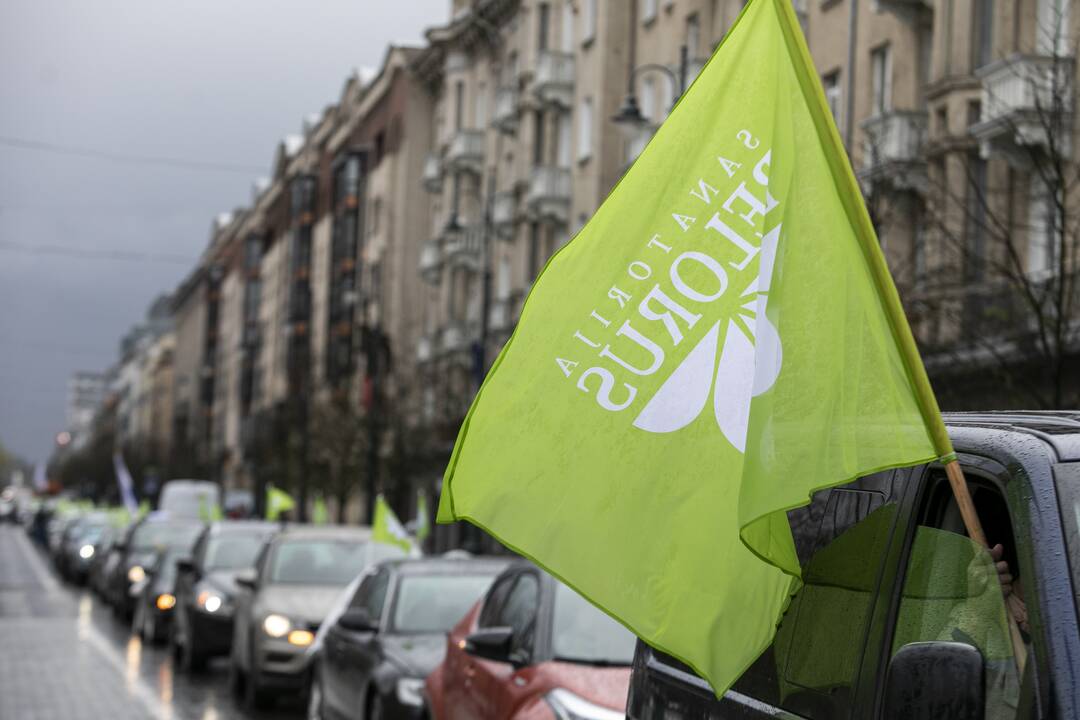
[874,454,1047,719]
[478,571,520,629]
[494,572,541,664]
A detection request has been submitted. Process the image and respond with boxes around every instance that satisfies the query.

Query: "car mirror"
[883,642,985,720]
[235,568,258,591]
[175,557,197,577]
[338,608,378,633]
[463,627,515,665]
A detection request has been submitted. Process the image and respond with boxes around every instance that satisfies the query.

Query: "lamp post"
[611,44,690,137]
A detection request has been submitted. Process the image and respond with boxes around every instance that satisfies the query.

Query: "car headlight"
[127,565,146,583]
[156,593,176,611]
[263,613,291,638]
[197,590,225,614]
[287,630,314,647]
[79,544,94,559]
[545,689,624,720]
[395,677,425,707]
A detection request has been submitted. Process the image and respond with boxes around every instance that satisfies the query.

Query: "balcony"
[534,51,575,107]
[492,190,517,238]
[526,166,571,225]
[416,334,433,364]
[971,54,1075,164]
[419,239,441,284]
[441,223,484,270]
[441,323,469,354]
[445,129,485,175]
[858,110,928,192]
[492,85,519,133]
[422,154,442,193]
[874,0,932,22]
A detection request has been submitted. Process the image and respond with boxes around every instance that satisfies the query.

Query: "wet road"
[0,525,303,720]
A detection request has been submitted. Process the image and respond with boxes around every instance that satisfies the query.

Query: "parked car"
[626,411,1080,719]
[170,520,277,672]
[308,556,511,720]
[105,514,204,618]
[426,561,636,720]
[158,479,221,520]
[230,525,407,710]
[93,523,126,598]
[131,546,188,644]
[60,512,113,584]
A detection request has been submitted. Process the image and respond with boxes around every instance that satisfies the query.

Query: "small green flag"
[266,485,295,521]
[373,494,412,553]
[137,500,150,519]
[312,495,330,526]
[437,0,951,696]
[197,495,223,522]
[415,490,431,543]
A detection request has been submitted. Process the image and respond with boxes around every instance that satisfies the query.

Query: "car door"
[876,458,1043,719]
[465,571,541,720]
[323,567,391,718]
[234,541,268,673]
[447,572,517,720]
[175,530,207,647]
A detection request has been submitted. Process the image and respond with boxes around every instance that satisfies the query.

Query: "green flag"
[312,494,330,526]
[437,0,951,696]
[373,494,413,553]
[197,495,223,523]
[415,490,431,543]
[266,485,295,521]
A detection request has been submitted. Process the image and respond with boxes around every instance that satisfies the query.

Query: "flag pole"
[944,459,1028,672]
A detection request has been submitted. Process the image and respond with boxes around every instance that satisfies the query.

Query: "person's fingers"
[990,543,1004,561]
[996,560,1011,574]
[999,572,1013,585]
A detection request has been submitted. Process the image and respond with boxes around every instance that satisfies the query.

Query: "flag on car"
[373,494,413,553]
[436,0,952,696]
[266,485,295,521]
[112,452,139,516]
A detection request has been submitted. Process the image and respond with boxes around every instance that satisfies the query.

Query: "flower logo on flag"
[632,227,782,452]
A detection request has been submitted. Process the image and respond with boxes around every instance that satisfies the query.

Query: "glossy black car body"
[105,514,204,619]
[170,520,277,672]
[309,556,510,720]
[626,412,1080,719]
[132,546,188,644]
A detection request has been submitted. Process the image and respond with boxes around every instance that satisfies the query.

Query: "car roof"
[383,556,514,577]
[270,524,373,542]
[206,520,277,535]
[945,411,1080,462]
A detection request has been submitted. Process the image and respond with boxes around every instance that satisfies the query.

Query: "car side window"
[496,574,539,663]
[478,574,517,628]
[350,568,391,623]
[191,534,207,570]
[890,471,1029,719]
[730,470,905,720]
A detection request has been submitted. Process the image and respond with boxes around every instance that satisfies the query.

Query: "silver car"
[229,525,406,710]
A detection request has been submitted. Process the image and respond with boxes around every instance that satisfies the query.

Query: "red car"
[425,561,635,720]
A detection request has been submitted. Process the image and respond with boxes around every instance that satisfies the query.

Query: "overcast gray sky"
[0,1,446,464]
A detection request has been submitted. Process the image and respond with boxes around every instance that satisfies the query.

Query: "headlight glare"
[127,565,145,583]
[156,593,176,611]
[395,677,425,707]
[79,544,94,559]
[545,688,624,720]
[263,613,291,638]
[287,630,314,646]
[197,590,224,613]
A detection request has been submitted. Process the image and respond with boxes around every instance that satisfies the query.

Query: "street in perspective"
[3,0,1080,719]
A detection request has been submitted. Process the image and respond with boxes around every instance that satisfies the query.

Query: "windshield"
[159,484,220,519]
[269,539,369,585]
[204,534,265,571]
[551,583,636,665]
[131,523,202,553]
[391,574,495,633]
[79,524,107,545]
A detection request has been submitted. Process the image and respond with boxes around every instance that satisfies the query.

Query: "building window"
[936,106,949,135]
[971,0,994,69]
[823,70,842,131]
[583,0,597,43]
[475,82,487,128]
[533,110,546,164]
[538,2,551,52]
[1037,0,1071,55]
[686,13,701,60]
[561,0,574,53]
[557,113,572,168]
[454,80,465,131]
[1028,178,1058,276]
[966,100,982,127]
[870,44,892,115]
[965,155,989,281]
[577,97,593,161]
[641,0,658,24]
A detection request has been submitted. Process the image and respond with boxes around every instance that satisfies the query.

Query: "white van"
[158,480,221,520]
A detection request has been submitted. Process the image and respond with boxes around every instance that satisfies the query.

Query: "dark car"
[131,546,188,644]
[425,561,637,720]
[230,525,407,710]
[59,512,113,583]
[170,520,277,672]
[626,412,1080,720]
[106,514,204,619]
[308,556,510,720]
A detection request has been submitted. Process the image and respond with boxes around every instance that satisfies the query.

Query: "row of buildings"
[67,0,1079,533]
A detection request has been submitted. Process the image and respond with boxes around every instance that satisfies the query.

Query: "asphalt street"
[0,525,303,720]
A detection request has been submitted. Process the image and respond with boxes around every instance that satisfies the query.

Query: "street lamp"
[611,45,690,137]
